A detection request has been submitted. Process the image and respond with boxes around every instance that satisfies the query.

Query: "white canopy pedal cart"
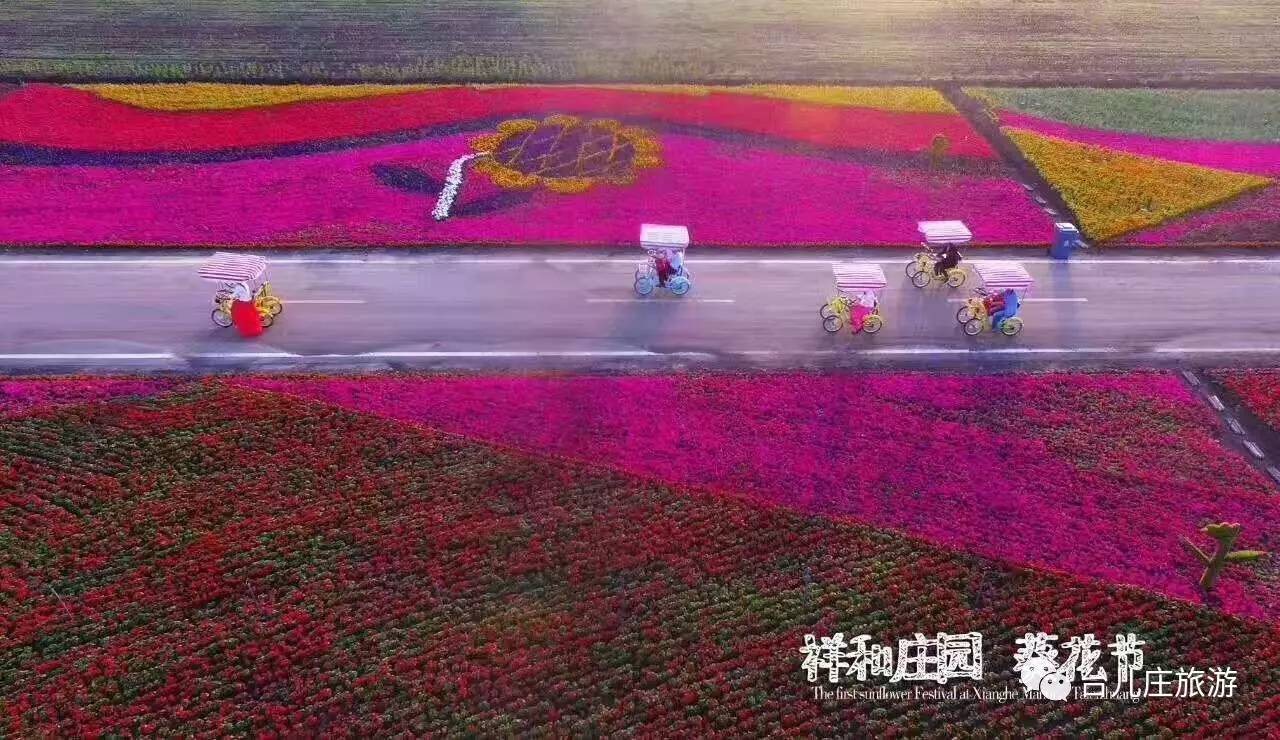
[908,220,971,288]
[634,224,692,296]
[821,263,886,334]
[198,252,283,328]
[959,261,1034,336]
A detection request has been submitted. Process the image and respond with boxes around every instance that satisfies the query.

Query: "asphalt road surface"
[3,248,1280,374]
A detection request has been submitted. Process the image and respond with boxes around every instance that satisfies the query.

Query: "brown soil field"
[0,1,1276,84]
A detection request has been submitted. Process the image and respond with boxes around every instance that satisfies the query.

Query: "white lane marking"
[1155,347,1280,354]
[0,353,177,360]
[1244,440,1265,459]
[585,298,735,304]
[286,299,367,304]
[1227,417,1245,435]
[10,256,1280,267]
[188,352,300,359]
[1209,395,1226,411]
[946,297,1088,303]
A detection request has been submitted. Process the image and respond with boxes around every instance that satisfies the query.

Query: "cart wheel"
[910,271,930,288]
[669,276,691,296]
[905,261,921,279]
[862,314,884,334]
[956,305,974,324]
[259,311,274,328]
[822,315,843,334]
[260,296,283,316]
[963,318,984,336]
[947,269,967,288]
[211,308,233,328]
[1000,317,1024,336]
[634,276,655,296]
[820,302,835,319]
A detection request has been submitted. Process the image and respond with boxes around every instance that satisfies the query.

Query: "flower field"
[973,88,1280,245]
[0,84,1054,247]
[1212,370,1280,435]
[2,380,1279,736]
[238,373,1280,622]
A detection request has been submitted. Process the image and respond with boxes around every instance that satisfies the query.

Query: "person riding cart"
[634,224,692,296]
[907,220,970,289]
[199,252,284,335]
[821,263,886,335]
[957,261,1033,336]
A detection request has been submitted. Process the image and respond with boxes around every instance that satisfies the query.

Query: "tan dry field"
[0,0,1276,84]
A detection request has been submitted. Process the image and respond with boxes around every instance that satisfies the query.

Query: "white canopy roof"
[640,223,689,251]
[918,220,972,245]
[832,262,887,293]
[973,261,1034,294]
[198,252,268,283]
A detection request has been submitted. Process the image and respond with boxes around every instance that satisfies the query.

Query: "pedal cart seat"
[199,252,284,332]
[821,263,886,335]
[634,224,692,297]
[908,220,971,289]
[962,261,1033,337]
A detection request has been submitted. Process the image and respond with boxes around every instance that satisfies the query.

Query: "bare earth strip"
[0,1,1277,84]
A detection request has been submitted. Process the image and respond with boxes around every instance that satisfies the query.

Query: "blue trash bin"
[1050,223,1082,260]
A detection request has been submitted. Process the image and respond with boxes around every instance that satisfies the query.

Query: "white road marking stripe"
[1155,347,1280,354]
[1245,440,1265,459]
[7,256,1280,267]
[585,298,735,304]
[286,299,367,304]
[945,297,1088,303]
[0,353,177,360]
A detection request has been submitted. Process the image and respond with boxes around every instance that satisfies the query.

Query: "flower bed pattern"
[972,88,1280,245]
[0,377,183,419]
[0,84,1053,247]
[2,384,1278,736]
[237,373,1280,621]
[1005,130,1270,242]
[1212,371,1280,435]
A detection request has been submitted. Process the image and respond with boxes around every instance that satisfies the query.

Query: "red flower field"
[237,373,1280,621]
[1213,370,1280,433]
[1,381,1278,736]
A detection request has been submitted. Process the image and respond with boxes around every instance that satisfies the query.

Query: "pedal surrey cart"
[634,224,692,297]
[956,261,1033,337]
[199,252,284,329]
[907,220,969,289]
[821,263,886,334]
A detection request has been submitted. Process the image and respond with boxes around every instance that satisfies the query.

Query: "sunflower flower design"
[469,115,662,194]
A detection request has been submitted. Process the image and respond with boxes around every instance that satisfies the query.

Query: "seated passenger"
[988,289,1020,328]
[933,244,962,276]
[654,253,673,286]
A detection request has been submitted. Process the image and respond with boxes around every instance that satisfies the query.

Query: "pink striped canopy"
[198,252,267,283]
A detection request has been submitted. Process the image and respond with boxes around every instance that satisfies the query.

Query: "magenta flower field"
[235,373,1280,622]
[0,84,1055,247]
[0,378,180,419]
[0,134,1049,247]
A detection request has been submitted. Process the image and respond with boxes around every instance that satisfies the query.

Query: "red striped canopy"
[974,261,1034,295]
[198,252,267,282]
[833,263,886,293]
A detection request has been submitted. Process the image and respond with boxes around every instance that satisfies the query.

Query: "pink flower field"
[1000,111,1280,177]
[0,84,1055,247]
[0,134,1049,246]
[233,373,1280,622]
[0,378,182,419]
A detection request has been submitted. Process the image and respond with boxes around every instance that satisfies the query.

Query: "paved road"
[3,248,1280,373]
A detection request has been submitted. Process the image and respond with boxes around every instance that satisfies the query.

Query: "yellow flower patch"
[1007,129,1272,241]
[76,83,438,110]
[78,82,954,115]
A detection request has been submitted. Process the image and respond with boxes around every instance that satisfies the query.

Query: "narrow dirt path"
[941,84,1084,241]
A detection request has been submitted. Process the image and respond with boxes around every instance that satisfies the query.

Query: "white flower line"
[432,153,484,222]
